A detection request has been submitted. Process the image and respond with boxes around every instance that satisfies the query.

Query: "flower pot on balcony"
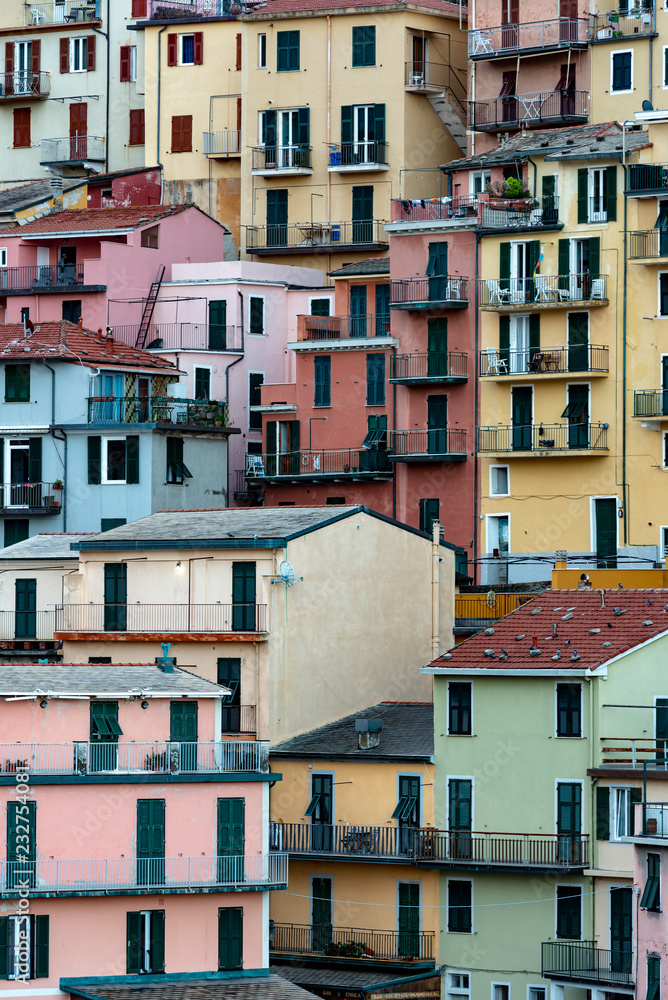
[53,481,63,490]
[647,817,658,834]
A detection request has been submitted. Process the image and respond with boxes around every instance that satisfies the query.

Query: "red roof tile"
[5,204,209,237]
[431,589,668,672]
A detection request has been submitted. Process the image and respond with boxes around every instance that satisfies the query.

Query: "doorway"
[511,386,532,451]
[427,395,447,453]
[564,384,589,449]
[610,887,633,974]
[69,102,88,160]
[594,497,617,569]
[311,876,333,952]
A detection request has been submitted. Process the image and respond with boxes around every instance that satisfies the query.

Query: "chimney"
[156,656,175,673]
[555,549,567,569]
[77,316,83,331]
[106,335,114,356]
[355,718,382,750]
[96,327,103,342]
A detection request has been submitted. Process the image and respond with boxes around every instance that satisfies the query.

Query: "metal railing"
[541,941,633,986]
[455,592,535,626]
[390,276,469,307]
[0,263,85,292]
[391,352,468,381]
[221,705,256,734]
[40,135,105,164]
[600,737,668,769]
[476,423,609,452]
[246,220,388,251]
[251,145,312,171]
[110,323,242,352]
[391,196,559,229]
[25,0,101,25]
[297,314,391,341]
[414,830,588,867]
[480,274,608,307]
[642,802,668,835]
[626,163,668,195]
[270,922,434,962]
[0,853,287,896]
[87,396,229,426]
[468,18,590,56]
[0,72,51,98]
[270,823,413,858]
[629,230,668,259]
[0,610,56,642]
[245,450,392,478]
[55,603,268,633]
[592,6,654,38]
[0,483,61,511]
[203,130,241,155]
[469,90,589,130]
[328,141,387,167]
[633,390,668,417]
[479,345,609,376]
[0,741,268,774]
[404,60,467,116]
[389,429,468,459]
[149,0,240,18]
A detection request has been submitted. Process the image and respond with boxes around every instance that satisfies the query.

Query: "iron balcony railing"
[0,263,85,292]
[391,352,468,382]
[641,802,668,835]
[270,922,435,962]
[626,162,668,195]
[40,135,105,164]
[592,6,654,39]
[0,853,288,897]
[0,483,62,511]
[455,592,535,627]
[26,0,101,24]
[476,423,609,453]
[541,941,633,986]
[0,610,56,642]
[600,737,668,769]
[149,0,240,19]
[390,276,469,307]
[0,71,51,99]
[221,705,256,735]
[203,130,241,155]
[251,145,312,171]
[468,18,590,57]
[634,390,668,417]
[0,741,268,775]
[391,196,559,229]
[469,90,589,130]
[54,603,268,633]
[87,396,229,426]
[389,429,468,459]
[270,823,414,858]
[413,830,588,868]
[629,230,668,259]
[298,314,391,341]
[480,345,610,376]
[328,141,387,167]
[246,450,392,478]
[246,220,388,252]
[110,323,242,352]
[480,274,608,307]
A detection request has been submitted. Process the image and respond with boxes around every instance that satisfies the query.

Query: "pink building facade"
[633,804,668,1000]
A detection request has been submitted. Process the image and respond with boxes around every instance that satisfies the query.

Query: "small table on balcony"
[342,828,378,853]
[298,224,330,245]
[529,351,560,373]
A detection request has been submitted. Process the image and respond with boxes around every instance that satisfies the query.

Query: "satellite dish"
[279,561,296,587]
[642,100,654,111]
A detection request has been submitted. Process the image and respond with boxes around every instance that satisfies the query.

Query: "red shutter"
[194,32,203,65]
[182,114,192,151]
[60,37,69,73]
[167,33,177,66]
[13,108,30,148]
[235,33,241,70]
[87,35,96,71]
[131,0,147,14]
[171,115,182,152]
[120,45,131,81]
[129,109,145,145]
[5,42,14,96]
[236,97,242,131]
[31,39,40,75]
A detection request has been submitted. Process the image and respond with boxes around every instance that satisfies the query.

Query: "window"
[366,353,385,405]
[130,109,145,146]
[492,987,510,1000]
[141,225,159,249]
[171,115,192,153]
[180,34,195,65]
[326,496,346,505]
[126,911,165,974]
[641,853,661,911]
[392,777,420,824]
[352,25,375,67]
[219,908,243,970]
[611,50,633,92]
[5,365,30,402]
[218,658,241,730]
[0,915,48,979]
[70,36,88,72]
[235,32,242,70]
[4,521,29,547]
[101,518,126,531]
[277,30,299,71]
[448,682,472,736]
[310,298,331,316]
[664,45,668,88]
[470,170,491,196]
[248,373,264,430]
[446,972,470,1000]
[610,787,633,840]
[13,108,30,148]
[647,954,660,1000]
[527,989,546,1000]
[258,33,266,68]
[419,498,439,535]
[660,273,668,317]
[87,436,139,485]
[132,0,148,14]
[363,414,387,449]
[62,300,82,324]
[490,465,509,496]
[166,437,192,484]
[0,249,6,267]
[194,367,211,400]
[447,880,472,932]
[556,885,582,939]
[249,297,264,334]
[130,45,137,81]
[556,683,582,737]
[314,356,331,407]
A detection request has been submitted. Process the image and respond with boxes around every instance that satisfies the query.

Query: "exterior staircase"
[428,89,468,154]
[135,265,165,349]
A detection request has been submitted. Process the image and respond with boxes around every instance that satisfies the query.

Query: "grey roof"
[64,977,319,1000]
[0,533,99,561]
[0,179,84,218]
[442,121,650,171]
[271,702,434,759]
[0,664,227,697]
[272,965,429,989]
[328,257,390,277]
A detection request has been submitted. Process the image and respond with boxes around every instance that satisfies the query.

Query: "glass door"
[278,109,298,167]
[354,104,374,163]
[8,440,29,506]
[570,239,590,300]
[510,243,530,303]
[14,42,32,96]
[589,168,606,223]
[509,315,530,373]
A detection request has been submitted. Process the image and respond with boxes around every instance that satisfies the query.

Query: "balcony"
[390,352,468,384]
[0,740,268,775]
[251,145,313,177]
[592,5,655,41]
[244,449,393,484]
[468,18,590,58]
[390,276,469,310]
[203,130,241,157]
[270,922,435,963]
[221,705,257,736]
[0,483,62,517]
[0,264,106,296]
[480,345,610,378]
[246,221,389,255]
[541,942,633,988]
[0,72,50,100]
[600,736,668,770]
[455,592,535,629]
[54,603,268,636]
[0,610,56,643]
[294,313,394,350]
[476,423,609,455]
[389,196,560,233]
[148,0,250,19]
[479,274,608,310]
[626,162,668,197]
[110,323,242,352]
[469,90,589,131]
[413,830,588,871]
[327,141,388,173]
[39,136,105,168]
[404,59,468,102]
[634,390,668,418]
[0,853,288,898]
[640,803,668,835]
[270,822,413,861]
[26,0,101,24]
[629,230,668,260]
[87,396,229,428]
[388,429,468,463]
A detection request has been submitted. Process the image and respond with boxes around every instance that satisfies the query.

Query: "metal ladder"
[135,265,165,349]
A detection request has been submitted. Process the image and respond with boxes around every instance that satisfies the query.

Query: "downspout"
[326,16,332,224]
[223,292,245,503]
[392,349,397,520]
[51,428,67,531]
[622,159,628,545]
[431,520,440,660]
[92,0,110,172]
[42,360,56,426]
[587,674,596,940]
[470,0,475,155]
[208,95,231,218]
[473,232,481,584]
[156,25,169,204]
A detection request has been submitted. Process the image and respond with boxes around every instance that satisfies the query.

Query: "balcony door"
[352,185,373,244]
[427,242,448,302]
[655,698,668,765]
[311,877,333,952]
[594,497,617,569]
[137,799,165,886]
[232,562,256,631]
[70,102,88,160]
[14,41,32,96]
[104,562,127,631]
[564,384,589,449]
[511,386,532,451]
[569,239,590,300]
[94,373,124,423]
[7,801,35,889]
[509,315,530,373]
[509,242,531,304]
[568,313,589,372]
[500,0,519,49]
[208,300,227,350]
[350,284,367,337]
[394,775,420,855]
[278,109,298,167]
[556,782,581,863]
[427,395,447,454]
[448,778,472,860]
[354,105,375,163]
[398,882,420,958]
[15,578,36,640]
[427,318,447,377]
[411,34,427,81]
[217,797,245,882]
[90,700,122,772]
[610,887,633,974]
[662,357,668,417]
[266,189,288,248]
[307,773,333,851]
[170,701,198,771]
[656,201,668,257]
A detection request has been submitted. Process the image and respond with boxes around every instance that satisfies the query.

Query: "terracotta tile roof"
[255,0,461,12]
[0,322,180,375]
[429,589,668,672]
[5,204,198,237]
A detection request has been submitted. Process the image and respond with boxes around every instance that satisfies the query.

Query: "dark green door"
[352,185,373,243]
[104,563,127,631]
[557,782,582,863]
[568,312,589,372]
[610,887,633,974]
[218,907,243,971]
[218,798,245,882]
[595,498,617,569]
[397,775,420,854]
[232,562,256,631]
[662,357,668,415]
[656,698,668,764]
[311,876,332,952]
[427,242,448,301]
[90,701,122,772]
[567,384,589,449]
[309,773,333,851]
[14,578,36,639]
[512,386,532,451]
[427,395,447,454]
[375,283,390,336]
[427,318,447,377]
[137,799,165,886]
[267,189,288,247]
[448,778,472,860]
[170,701,198,771]
[350,285,367,337]
[208,300,227,350]
[657,201,668,257]
[7,801,35,889]
[398,882,420,958]
[542,174,558,224]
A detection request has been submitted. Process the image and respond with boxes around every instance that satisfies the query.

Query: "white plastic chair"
[534,275,555,302]
[486,347,509,375]
[590,277,605,299]
[486,279,510,306]
[30,8,46,23]
[471,30,494,54]
[246,454,265,477]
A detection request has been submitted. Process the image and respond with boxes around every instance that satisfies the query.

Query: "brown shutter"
[236,97,242,131]
[120,45,131,81]
[235,33,241,70]
[194,32,203,65]
[5,42,14,96]
[182,114,192,151]
[129,109,145,145]
[167,33,177,66]
[131,0,147,14]
[86,35,96,71]
[171,115,182,152]
[60,37,69,73]
[13,108,30,148]
[31,39,40,76]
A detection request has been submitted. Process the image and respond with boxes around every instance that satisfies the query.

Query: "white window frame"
[555,681,583,739]
[0,248,7,267]
[485,513,510,554]
[588,167,608,223]
[659,271,668,316]
[446,876,473,934]
[70,36,88,73]
[526,987,546,1000]
[258,32,267,68]
[609,785,634,841]
[447,679,472,736]
[555,883,583,940]
[491,984,511,1000]
[446,971,471,1000]
[193,364,212,400]
[660,525,668,558]
[308,295,333,315]
[8,915,32,980]
[589,495,620,551]
[179,33,195,66]
[489,464,509,497]
[101,436,129,485]
[130,45,138,82]
[469,170,491,196]
[248,295,265,335]
[610,48,634,94]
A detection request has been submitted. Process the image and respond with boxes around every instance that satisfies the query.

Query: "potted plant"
[144,751,167,772]
[53,479,63,490]
[5,758,28,773]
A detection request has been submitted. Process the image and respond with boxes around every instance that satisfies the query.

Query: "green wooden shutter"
[219,908,243,970]
[232,562,256,630]
[630,787,642,835]
[352,185,373,222]
[596,786,610,839]
[35,915,49,979]
[314,356,331,407]
[373,104,385,144]
[588,237,600,278]
[0,918,8,978]
[264,108,276,148]
[88,436,101,484]
[529,314,540,358]
[341,105,353,145]
[208,301,227,349]
[126,435,139,484]
[15,578,37,640]
[499,241,510,291]
[558,239,570,291]
[399,882,420,955]
[170,701,198,741]
[297,106,309,145]
[4,367,17,403]
[218,796,245,878]
[5,366,30,403]
[606,166,617,222]
[577,168,588,223]
[499,315,510,368]
[151,910,165,973]
[126,911,141,974]
[28,437,41,482]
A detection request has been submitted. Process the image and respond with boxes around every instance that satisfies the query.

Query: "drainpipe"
[92,0,110,171]
[51,428,67,530]
[326,16,331,223]
[431,520,440,659]
[156,25,169,204]
[470,0,475,156]
[42,360,56,426]
[223,292,245,503]
[622,159,628,545]
[392,349,397,520]
[473,233,481,584]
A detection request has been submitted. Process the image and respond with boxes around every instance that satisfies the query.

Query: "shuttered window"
[13,109,30,149]
[120,45,131,81]
[419,498,440,536]
[366,353,385,406]
[647,954,661,1000]
[5,365,30,401]
[448,682,472,735]
[556,683,582,737]
[314,356,331,407]
[166,437,192,484]
[447,880,472,932]
[352,25,375,66]
[277,30,299,71]
[218,908,243,971]
[131,0,148,15]
[641,853,661,911]
[611,51,632,91]
[0,915,48,979]
[556,886,582,939]
[126,911,165,974]
[129,109,145,146]
[171,115,192,152]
